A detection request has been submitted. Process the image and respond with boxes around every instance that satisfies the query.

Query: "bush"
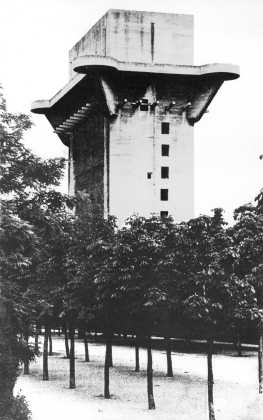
[2,394,31,420]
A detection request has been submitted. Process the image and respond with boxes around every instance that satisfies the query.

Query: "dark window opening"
[161,144,169,156]
[160,189,168,201]
[161,122,170,134]
[161,166,169,178]
[147,172,152,179]
[160,211,168,218]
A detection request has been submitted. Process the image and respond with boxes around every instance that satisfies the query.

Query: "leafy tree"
[0,86,70,411]
[106,215,171,409]
[230,196,263,392]
[179,209,257,420]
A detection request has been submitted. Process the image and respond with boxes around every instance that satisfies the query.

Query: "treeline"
[2,87,263,420]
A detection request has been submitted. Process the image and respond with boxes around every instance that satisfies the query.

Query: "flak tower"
[31,9,239,223]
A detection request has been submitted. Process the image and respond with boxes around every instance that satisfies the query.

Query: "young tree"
[180,209,258,420]
[107,215,171,409]
[230,198,263,392]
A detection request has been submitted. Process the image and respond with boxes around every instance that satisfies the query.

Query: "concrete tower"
[31,9,239,223]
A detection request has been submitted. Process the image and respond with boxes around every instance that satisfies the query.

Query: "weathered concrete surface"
[108,74,194,223]
[69,9,194,78]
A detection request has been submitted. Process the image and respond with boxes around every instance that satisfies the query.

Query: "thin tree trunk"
[104,337,111,399]
[48,331,53,356]
[108,337,113,367]
[69,327,75,389]
[135,339,140,372]
[34,327,39,354]
[207,338,215,420]
[233,332,242,357]
[63,324,70,358]
[23,333,29,375]
[147,337,155,410]
[84,334,90,362]
[166,337,173,377]
[259,322,263,394]
[43,326,49,381]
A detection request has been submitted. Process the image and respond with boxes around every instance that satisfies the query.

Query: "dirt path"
[16,337,263,420]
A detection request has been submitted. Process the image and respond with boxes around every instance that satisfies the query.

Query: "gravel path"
[15,336,263,420]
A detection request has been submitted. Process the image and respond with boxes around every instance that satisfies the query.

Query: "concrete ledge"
[73,54,240,80]
[31,73,85,114]
[31,56,239,115]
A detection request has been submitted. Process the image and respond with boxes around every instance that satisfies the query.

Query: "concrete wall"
[73,114,105,215]
[109,75,194,224]
[69,9,193,77]
[106,10,193,66]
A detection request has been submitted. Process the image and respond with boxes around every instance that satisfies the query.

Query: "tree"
[0,85,69,413]
[179,209,258,420]
[0,205,36,417]
[230,198,263,392]
[106,215,171,409]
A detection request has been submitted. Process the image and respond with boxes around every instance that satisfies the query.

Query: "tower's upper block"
[69,10,193,78]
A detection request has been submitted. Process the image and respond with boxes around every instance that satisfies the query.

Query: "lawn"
[16,336,263,420]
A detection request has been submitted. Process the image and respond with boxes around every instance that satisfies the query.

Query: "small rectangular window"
[160,189,168,201]
[161,145,169,156]
[160,211,168,218]
[147,172,152,179]
[161,167,169,179]
[161,122,170,134]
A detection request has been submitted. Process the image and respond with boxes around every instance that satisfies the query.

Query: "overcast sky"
[1,0,262,222]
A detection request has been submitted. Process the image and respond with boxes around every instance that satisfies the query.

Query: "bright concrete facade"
[31,9,239,224]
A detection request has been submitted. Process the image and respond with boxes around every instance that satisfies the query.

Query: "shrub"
[2,394,31,420]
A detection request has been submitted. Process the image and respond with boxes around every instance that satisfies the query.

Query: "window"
[161,166,169,179]
[161,144,169,156]
[161,122,170,134]
[160,189,168,201]
[160,211,168,218]
[147,172,152,179]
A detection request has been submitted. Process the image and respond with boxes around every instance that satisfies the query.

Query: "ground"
[15,336,263,420]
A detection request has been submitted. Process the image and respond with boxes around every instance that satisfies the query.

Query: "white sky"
[1,0,262,222]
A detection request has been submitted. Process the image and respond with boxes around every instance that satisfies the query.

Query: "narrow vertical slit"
[151,23,155,63]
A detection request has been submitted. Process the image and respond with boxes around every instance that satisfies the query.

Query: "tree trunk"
[23,333,29,375]
[84,334,90,362]
[63,324,70,358]
[233,332,242,357]
[259,322,263,394]
[34,327,39,354]
[104,338,111,399]
[43,326,49,381]
[48,331,53,356]
[207,338,215,420]
[0,292,19,416]
[108,337,113,367]
[166,337,173,377]
[135,340,140,372]
[69,327,75,389]
[147,337,155,410]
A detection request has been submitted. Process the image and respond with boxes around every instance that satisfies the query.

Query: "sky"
[1,0,262,223]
